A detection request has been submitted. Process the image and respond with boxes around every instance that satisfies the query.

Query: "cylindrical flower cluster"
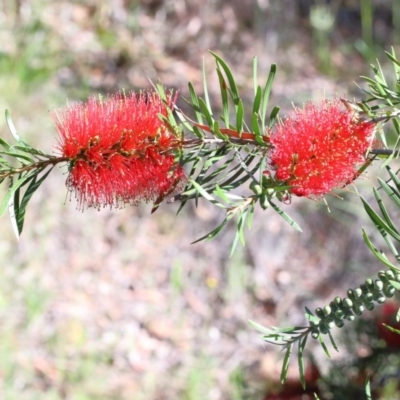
[269,99,376,197]
[53,91,185,209]
[310,270,398,338]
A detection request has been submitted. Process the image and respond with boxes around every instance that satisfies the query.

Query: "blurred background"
[0,0,400,399]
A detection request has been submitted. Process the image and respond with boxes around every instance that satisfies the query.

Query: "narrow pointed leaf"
[210,52,240,104]
[280,344,293,384]
[268,199,302,232]
[318,334,332,358]
[253,57,258,95]
[327,331,339,352]
[15,167,53,235]
[362,229,399,270]
[236,99,244,135]
[0,137,11,151]
[202,57,212,111]
[188,82,203,124]
[378,178,400,209]
[382,323,400,335]
[261,63,277,130]
[365,376,372,400]
[373,186,398,233]
[8,188,20,240]
[252,86,262,114]
[268,106,280,128]
[0,174,34,217]
[361,197,400,242]
[248,319,276,335]
[191,217,229,244]
[298,335,308,389]
[5,110,28,146]
[216,68,230,127]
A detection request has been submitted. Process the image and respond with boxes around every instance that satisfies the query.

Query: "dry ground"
[0,1,398,399]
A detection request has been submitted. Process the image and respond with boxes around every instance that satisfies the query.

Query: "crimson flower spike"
[52,90,185,210]
[268,99,376,197]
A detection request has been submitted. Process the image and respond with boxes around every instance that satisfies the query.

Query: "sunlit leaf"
[5,109,29,146]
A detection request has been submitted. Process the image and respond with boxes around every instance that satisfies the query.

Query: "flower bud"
[343,298,353,309]
[323,306,332,316]
[334,309,344,319]
[334,318,345,328]
[344,312,355,321]
[249,181,262,195]
[260,194,269,210]
[352,303,364,316]
[374,294,386,304]
[365,278,375,291]
[383,284,395,298]
[374,280,384,291]
[311,328,320,339]
[364,301,375,311]
[385,270,395,280]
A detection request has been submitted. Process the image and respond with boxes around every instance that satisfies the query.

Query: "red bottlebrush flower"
[269,99,376,197]
[52,91,185,209]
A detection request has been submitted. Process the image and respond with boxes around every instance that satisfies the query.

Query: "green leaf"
[198,98,215,128]
[190,179,220,204]
[210,52,240,105]
[252,86,262,115]
[388,280,400,291]
[188,82,203,125]
[268,106,280,128]
[298,335,307,389]
[247,202,254,230]
[213,185,231,204]
[8,186,20,240]
[230,208,248,256]
[386,48,400,67]
[280,344,293,385]
[0,151,34,164]
[251,112,265,145]
[268,199,302,232]
[362,229,399,270]
[5,109,29,146]
[248,319,275,335]
[191,217,230,244]
[202,57,212,112]
[236,99,244,136]
[305,307,320,325]
[382,323,400,335]
[378,178,400,210]
[192,125,204,139]
[373,186,398,233]
[386,166,400,193]
[0,174,34,217]
[212,121,228,141]
[318,334,332,359]
[14,167,53,235]
[261,64,277,132]
[216,68,230,127]
[0,137,11,151]
[365,376,372,400]
[361,196,400,242]
[252,56,258,95]
[327,331,339,352]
